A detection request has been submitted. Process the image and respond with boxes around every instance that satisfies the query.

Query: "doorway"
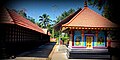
[86,35,93,49]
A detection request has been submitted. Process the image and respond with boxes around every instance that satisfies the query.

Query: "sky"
[6,0,103,23]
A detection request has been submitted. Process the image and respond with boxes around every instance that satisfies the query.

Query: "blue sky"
[7,0,103,22]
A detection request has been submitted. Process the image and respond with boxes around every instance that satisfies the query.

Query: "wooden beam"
[72,30,74,46]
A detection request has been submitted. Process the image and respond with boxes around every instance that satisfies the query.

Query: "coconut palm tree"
[39,14,52,28]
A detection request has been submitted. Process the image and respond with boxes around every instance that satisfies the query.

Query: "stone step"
[67,48,110,59]
[68,49,109,54]
[67,52,110,59]
[69,54,110,59]
[70,52,110,55]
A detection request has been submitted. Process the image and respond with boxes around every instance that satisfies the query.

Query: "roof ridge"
[0,7,14,24]
[53,8,82,30]
[62,7,117,27]
[62,7,87,26]
[7,8,45,34]
[8,10,36,28]
[87,7,117,26]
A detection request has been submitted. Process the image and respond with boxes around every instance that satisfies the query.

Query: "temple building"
[54,1,118,59]
[0,7,51,58]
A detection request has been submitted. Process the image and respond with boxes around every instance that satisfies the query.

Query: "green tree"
[27,16,35,23]
[13,9,36,24]
[88,0,120,24]
[39,14,52,28]
[56,8,75,22]
[51,29,55,38]
[53,8,76,38]
[12,9,27,18]
[12,9,18,13]
[36,22,41,27]
[47,23,53,33]
[68,8,75,15]
[18,9,27,18]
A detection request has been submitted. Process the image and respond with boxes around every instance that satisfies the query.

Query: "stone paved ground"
[6,44,119,60]
[51,45,110,60]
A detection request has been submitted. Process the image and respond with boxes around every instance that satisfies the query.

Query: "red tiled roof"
[54,8,82,31]
[0,8,45,34]
[0,7,14,24]
[62,7,117,28]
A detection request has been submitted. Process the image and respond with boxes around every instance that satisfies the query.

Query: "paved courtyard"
[51,45,110,60]
[13,44,119,60]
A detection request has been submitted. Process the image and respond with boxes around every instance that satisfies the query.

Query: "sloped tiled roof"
[0,7,45,34]
[0,7,14,24]
[54,8,82,31]
[62,7,117,28]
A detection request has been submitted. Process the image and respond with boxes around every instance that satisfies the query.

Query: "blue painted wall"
[74,30,82,46]
[97,31,105,47]
[73,30,106,47]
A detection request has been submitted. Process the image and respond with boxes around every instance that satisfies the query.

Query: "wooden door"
[86,36,93,49]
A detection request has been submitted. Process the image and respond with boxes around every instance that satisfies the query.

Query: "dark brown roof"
[62,7,117,28]
[0,7,14,24]
[54,8,82,31]
[0,7,45,34]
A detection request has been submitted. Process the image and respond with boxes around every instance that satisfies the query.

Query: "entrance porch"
[69,30,107,49]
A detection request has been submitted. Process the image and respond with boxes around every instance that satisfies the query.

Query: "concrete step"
[67,48,110,59]
[69,54,110,59]
[67,52,110,59]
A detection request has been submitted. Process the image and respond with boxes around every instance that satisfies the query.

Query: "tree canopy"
[55,8,75,24]
[39,14,52,28]
[13,9,36,24]
[88,0,120,25]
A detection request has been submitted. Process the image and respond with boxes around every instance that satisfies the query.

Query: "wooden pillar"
[95,30,98,46]
[81,30,84,46]
[72,30,74,46]
[81,30,84,42]
[69,31,72,47]
[107,31,111,47]
[105,30,107,47]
